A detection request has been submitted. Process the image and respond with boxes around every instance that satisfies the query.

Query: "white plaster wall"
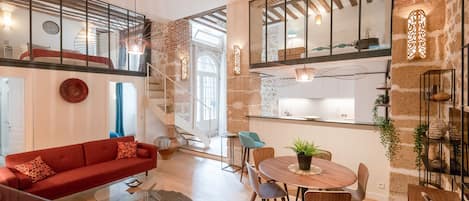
[250,118,390,201]
[0,66,146,150]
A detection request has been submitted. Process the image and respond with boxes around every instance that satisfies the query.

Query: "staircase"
[145,63,213,147]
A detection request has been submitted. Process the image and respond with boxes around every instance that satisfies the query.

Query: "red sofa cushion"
[6,144,85,173]
[82,136,134,166]
[14,156,56,183]
[137,148,150,158]
[27,158,155,199]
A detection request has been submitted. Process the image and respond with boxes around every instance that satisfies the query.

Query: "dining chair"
[304,190,352,201]
[344,163,369,201]
[253,147,290,201]
[314,149,332,161]
[246,162,288,201]
[239,131,265,182]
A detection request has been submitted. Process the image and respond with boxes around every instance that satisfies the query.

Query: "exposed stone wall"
[390,0,464,200]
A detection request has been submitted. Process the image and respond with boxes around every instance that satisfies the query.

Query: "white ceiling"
[103,0,227,22]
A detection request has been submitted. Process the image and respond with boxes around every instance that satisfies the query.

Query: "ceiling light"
[295,67,315,82]
[315,15,322,25]
[2,12,12,30]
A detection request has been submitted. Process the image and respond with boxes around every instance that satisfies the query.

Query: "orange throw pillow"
[14,156,56,183]
[116,141,138,159]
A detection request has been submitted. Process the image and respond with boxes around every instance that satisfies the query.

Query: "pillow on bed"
[27,43,50,50]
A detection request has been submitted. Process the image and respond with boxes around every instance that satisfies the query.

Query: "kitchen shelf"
[376,87,391,90]
[375,104,391,107]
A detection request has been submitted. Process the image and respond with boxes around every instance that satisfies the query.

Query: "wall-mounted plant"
[414,124,427,168]
[373,96,400,161]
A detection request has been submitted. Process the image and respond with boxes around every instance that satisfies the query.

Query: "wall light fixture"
[233,45,241,75]
[181,57,188,80]
[407,9,426,60]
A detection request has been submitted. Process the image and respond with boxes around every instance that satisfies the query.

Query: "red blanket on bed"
[20,48,114,68]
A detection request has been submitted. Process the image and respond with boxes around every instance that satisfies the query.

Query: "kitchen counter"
[247,115,375,128]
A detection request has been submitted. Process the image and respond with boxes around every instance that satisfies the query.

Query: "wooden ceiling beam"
[291,1,306,16]
[268,7,285,21]
[349,0,358,6]
[285,7,298,19]
[200,16,218,25]
[317,0,331,13]
[307,0,320,15]
[208,14,226,23]
[332,0,344,9]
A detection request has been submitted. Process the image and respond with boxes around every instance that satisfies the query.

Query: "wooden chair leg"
[250,192,257,201]
[283,183,290,201]
[240,147,247,182]
[281,197,286,201]
[301,188,306,201]
[295,187,300,201]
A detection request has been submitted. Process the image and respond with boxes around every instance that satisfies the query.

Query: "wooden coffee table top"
[259,156,357,189]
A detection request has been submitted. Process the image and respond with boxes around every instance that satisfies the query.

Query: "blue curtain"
[115,83,125,136]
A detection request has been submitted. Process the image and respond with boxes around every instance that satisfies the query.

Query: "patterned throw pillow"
[116,141,138,159]
[14,156,56,183]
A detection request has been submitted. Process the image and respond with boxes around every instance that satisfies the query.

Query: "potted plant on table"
[288,139,319,170]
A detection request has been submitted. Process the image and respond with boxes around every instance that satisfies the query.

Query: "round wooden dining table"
[259,156,357,201]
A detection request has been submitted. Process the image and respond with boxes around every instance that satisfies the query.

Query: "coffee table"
[56,173,159,201]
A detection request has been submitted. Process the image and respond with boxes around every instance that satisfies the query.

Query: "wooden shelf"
[375,104,390,107]
[376,87,391,90]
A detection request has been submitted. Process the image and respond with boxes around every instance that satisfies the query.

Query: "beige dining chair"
[344,163,369,201]
[304,190,352,201]
[253,147,290,201]
[314,149,332,161]
[246,162,288,201]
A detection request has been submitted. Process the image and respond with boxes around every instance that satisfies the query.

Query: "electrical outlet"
[378,183,385,189]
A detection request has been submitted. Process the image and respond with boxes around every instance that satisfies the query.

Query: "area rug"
[148,190,192,201]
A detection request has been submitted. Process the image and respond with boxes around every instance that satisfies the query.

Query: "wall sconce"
[315,15,322,25]
[181,57,188,80]
[295,66,315,82]
[2,12,12,31]
[233,45,241,75]
[407,9,426,60]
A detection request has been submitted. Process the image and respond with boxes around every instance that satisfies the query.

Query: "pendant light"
[315,14,322,25]
[128,0,144,55]
[295,66,315,82]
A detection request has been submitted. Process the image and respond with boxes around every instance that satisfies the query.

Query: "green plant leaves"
[288,138,319,157]
[373,97,400,161]
[414,124,427,168]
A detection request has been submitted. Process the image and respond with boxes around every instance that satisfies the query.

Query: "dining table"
[259,156,357,201]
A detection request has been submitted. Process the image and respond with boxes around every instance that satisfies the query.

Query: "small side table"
[220,133,241,173]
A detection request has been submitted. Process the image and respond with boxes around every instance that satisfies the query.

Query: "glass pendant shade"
[295,68,315,82]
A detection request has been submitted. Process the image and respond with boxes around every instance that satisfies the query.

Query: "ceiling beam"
[264,12,277,22]
[268,7,285,21]
[317,0,331,13]
[208,14,226,23]
[200,16,218,25]
[285,7,298,19]
[291,1,306,16]
[332,0,344,9]
[349,0,358,6]
[307,0,320,15]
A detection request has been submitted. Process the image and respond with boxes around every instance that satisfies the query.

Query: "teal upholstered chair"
[239,131,265,182]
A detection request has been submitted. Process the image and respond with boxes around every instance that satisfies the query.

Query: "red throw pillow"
[14,156,56,183]
[116,141,138,159]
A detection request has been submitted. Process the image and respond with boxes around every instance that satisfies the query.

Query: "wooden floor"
[153,151,253,201]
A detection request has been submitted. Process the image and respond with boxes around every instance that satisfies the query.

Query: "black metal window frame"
[249,0,393,69]
[0,0,150,77]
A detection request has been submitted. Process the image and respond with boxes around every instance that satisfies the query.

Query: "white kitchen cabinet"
[278,78,354,98]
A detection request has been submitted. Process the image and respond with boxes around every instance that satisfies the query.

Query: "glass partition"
[285,0,306,60]
[267,0,285,62]
[332,0,358,55]
[307,0,331,57]
[250,0,392,65]
[31,0,61,64]
[361,0,392,51]
[249,0,266,64]
[88,0,110,68]
[0,0,30,60]
[0,0,148,73]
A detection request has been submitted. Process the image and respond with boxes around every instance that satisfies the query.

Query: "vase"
[297,153,313,170]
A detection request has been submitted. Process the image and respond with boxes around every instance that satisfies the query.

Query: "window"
[196,55,218,121]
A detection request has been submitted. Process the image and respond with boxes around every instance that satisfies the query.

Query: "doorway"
[189,20,227,156]
[0,77,25,164]
[109,82,137,138]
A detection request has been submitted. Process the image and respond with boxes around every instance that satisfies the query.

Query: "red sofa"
[0,136,157,200]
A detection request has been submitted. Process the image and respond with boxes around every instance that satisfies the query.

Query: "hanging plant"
[413,124,427,168]
[373,96,400,161]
